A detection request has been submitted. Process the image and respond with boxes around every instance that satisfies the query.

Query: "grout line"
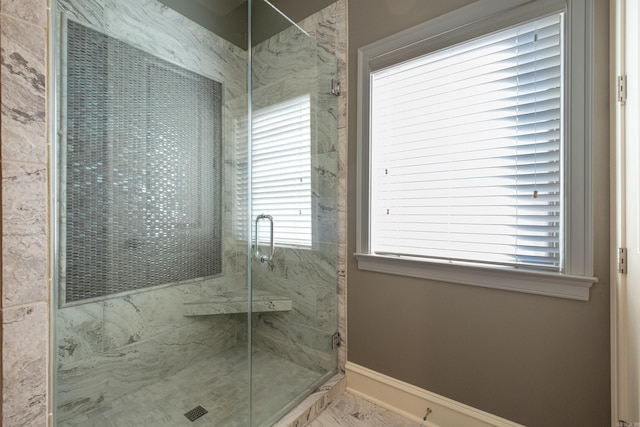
[1,300,48,313]
[1,159,48,168]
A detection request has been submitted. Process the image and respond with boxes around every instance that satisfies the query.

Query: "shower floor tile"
[58,345,322,427]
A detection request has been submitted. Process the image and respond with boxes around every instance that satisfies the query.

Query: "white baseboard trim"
[345,362,525,427]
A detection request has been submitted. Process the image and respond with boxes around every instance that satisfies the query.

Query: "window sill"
[354,253,597,301]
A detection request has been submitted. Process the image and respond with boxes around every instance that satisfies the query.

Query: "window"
[356,0,596,300]
[252,95,312,247]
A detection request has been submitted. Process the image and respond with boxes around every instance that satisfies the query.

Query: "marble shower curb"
[273,373,346,427]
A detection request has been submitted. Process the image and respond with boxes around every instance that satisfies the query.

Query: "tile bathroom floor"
[307,392,425,427]
[58,344,322,427]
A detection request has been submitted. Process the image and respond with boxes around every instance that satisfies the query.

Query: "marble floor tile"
[306,392,425,427]
[58,344,327,427]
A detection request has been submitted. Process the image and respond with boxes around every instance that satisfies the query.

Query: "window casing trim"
[355,0,597,300]
[355,253,596,300]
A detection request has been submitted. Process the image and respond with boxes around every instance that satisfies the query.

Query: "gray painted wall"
[270,0,336,23]
[155,0,337,49]
[345,1,611,427]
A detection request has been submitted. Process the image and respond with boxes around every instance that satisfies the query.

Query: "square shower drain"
[184,405,208,422]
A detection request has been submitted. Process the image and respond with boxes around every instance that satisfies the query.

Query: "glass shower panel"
[250,2,340,425]
[53,0,339,425]
[53,0,251,425]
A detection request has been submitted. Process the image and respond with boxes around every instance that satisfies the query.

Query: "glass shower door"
[249,2,340,425]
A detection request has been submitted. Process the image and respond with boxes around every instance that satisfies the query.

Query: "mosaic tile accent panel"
[62,20,223,302]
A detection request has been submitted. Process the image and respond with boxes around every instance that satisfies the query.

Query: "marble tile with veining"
[157,318,236,377]
[336,299,346,370]
[316,281,338,332]
[253,274,318,328]
[331,0,348,377]
[1,14,47,163]
[2,303,48,427]
[192,23,247,95]
[57,0,105,28]
[2,233,48,306]
[101,282,212,351]
[316,197,339,245]
[334,1,347,72]
[184,289,293,316]
[254,311,333,354]
[104,0,208,69]
[283,72,317,100]
[1,162,48,306]
[104,0,244,86]
[253,326,335,374]
[1,0,48,27]
[252,80,286,110]
[58,345,322,427]
[252,35,317,89]
[1,160,47,232]
[336,55,348,122]
[56,302,105,366]
[281,244,338,269]
[58,0,246,95]
[307,392,425,427]
[274,374,345,427]
[56,339,161,423]
[312,151,339,200]
[316,108,339,154]
[315,10,338,58]
[283,254,336,288]
[222,236,241,274]
[337,124,348,175]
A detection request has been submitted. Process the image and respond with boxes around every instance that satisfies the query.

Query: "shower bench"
[183,290,292,316]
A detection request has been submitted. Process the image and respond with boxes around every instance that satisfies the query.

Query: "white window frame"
[355,0,597,300]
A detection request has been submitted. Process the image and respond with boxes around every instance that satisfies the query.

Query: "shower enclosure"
[51,0,340,425]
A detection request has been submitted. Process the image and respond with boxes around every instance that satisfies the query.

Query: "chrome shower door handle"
[254,214,275,263]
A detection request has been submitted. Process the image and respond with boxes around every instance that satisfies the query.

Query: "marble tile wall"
[1,0,50,425]
[250,0,347,375]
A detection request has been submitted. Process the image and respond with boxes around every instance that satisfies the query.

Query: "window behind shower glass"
[252,95,312,247]
[234,95,313,248]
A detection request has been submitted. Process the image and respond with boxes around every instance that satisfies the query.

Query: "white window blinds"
[252,95,312,246]
[370,13,563,269]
